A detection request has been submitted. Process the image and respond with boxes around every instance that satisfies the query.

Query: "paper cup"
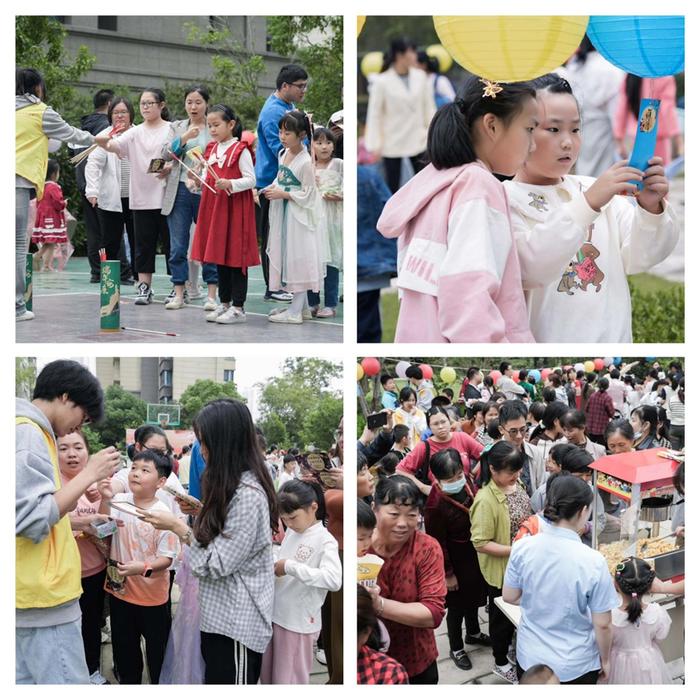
[357,553,384,588]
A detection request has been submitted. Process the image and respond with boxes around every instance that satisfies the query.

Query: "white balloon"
[574,363,585,373]
[396,361,410,379]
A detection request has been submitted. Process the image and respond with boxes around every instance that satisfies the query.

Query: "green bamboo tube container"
[100,260,120,332]
[24,253,33,311]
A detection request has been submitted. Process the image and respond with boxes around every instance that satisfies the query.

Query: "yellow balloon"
[361,51,384,78]
[426,44,453,73]
[433,16,589,82]
[357,363,364,381]
[584,360,595,373]
[357,16,366,38]
[440,367,457,384]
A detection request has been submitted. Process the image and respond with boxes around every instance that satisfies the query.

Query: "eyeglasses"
[505,426,529,437]
[140,100,161,108]
[290,82,308,91]
[112,110,130,116]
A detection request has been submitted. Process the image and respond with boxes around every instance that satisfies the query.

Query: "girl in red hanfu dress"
[32,159,68,271]
[191,104,259,325]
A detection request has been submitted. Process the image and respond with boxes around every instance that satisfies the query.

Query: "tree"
[301,394,343,451]
[258,413,288,449]
[267,16,343,123]
[15,358,37,400]
[82,425,105,453]
[258,358,342,448]
[178,379,244,428]
[91,385,146,451]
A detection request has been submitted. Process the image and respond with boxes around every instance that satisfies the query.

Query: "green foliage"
[91,385,146,451]
[82,425,105,453]
[258,413,288,448]
[258,358,342,450]
[178,379,244,428]
[183,23,266,128]
[267,16,343,124]
[629,280,684,343]
[300,394,344,451]
[15,358,37,400]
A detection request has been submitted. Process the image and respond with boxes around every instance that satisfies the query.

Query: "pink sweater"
[378,161,534,342]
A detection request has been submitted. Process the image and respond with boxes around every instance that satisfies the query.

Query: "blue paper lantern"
[645,356,657,362]
[613,356,622,365]
[587,16,684,77]
[529,369,541,384]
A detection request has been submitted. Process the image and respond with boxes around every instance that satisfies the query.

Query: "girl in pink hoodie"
[378,76,538,343]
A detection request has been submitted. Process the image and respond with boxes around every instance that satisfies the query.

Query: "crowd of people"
[357,35,682,343]
[16,63,343,326]
[356,359,684,684]
[16,360,344,685]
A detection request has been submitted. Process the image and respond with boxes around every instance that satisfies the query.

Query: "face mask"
[633,431,643,440]
[442,476,466,495]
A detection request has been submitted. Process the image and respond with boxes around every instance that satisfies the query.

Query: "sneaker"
[492,664,518,684]
[268,309,302,324]
[315,649,327,666]
[216,307,246,324]
[120,277,135,286]
[449,649,473,671]
[465,632,491,647]
[16,309,35,322]
[315,307,336,318]
[134,282,152,305]
[90,275,100,283]
[206,304,229,322]
[506,648,517,667]
[185,283,203,300]
[89,670,110,685]
[302,308,313,320]
[264,290,293,303]
[165,296,185,310]
[203,297,218,311]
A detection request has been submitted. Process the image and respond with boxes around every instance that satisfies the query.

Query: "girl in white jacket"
[261,479,342,684]
[504,74,679,342]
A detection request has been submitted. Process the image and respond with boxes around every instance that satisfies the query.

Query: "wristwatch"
[142,562,153,578]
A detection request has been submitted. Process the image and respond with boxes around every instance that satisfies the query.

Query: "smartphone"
[367,412,388,430]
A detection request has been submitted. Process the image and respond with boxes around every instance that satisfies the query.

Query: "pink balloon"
[541,368,552,381]
[419,363,434,380]
[512,371,520,383]
[489,370,502,383]
[361,357,381,377]
[593,358,605,371]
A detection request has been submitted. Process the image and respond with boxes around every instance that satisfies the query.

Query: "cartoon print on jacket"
[557,222,605,294]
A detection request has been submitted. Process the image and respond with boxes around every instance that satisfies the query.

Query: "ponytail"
[277,478,326,521]
[615,557,656,624]
[478,441,523,487]
[209,104,243,139]
[542,473,592,523]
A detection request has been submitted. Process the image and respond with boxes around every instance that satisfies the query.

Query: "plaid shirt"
[189,471,274,653]
[585,389,615,435]
[357,646,409,684]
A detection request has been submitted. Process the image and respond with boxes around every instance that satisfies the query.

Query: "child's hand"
[215,178,231,192]
[445,574,459,591]
[636,157,668,214]
[96,478,113,500]
[85,485,101,503]
[117,560,145,577]
[264,186,286,201]
[274,559,287,577]
[584,160,646,211]
[253,189,260,206]
[86,447,121,483]
[322,193,343,202]
[87,196,97,208]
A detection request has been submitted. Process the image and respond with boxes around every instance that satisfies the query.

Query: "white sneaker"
[216,307,246,324]
[206,304,229,322]
[315,649,327,665]
[302,308,313,320]
[203,297,218,311]
[165,296,185,310]
[185,283,203,300]
[89,670,109,685]
[268,309,302,324]
[16,309,35,321]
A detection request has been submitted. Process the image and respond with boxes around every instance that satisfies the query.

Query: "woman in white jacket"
[85,97,135,277]
[261,479,342,684]
[504,74,679,343]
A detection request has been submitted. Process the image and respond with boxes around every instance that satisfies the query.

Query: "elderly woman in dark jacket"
[424,448,489,671]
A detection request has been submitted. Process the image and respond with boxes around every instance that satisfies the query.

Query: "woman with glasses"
[101,88,172,305]
[85,97,137,280]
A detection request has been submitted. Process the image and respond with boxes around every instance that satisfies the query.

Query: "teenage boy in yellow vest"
[16,359,121,683]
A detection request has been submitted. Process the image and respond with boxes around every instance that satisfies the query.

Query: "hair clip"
[615,562,626,573]
[631,592,638,598]
[454,97,467,113]
[480,78,504,99]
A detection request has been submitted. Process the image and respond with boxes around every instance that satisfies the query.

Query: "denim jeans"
[167,183,217,285]
[307,265,339,308]
[16,618,90,683]
[16,187,31,315]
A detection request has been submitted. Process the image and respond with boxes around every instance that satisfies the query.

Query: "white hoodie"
[504,175,679,342]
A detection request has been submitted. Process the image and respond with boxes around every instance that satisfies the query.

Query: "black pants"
[321,551,343,684]
[200,632,262,684]
[81,192,102,277]
[446,603,481,652]
[79,568,107,674]
[669,424,685,450]
[97,200,135,279]
[132,209,170,275]
[217,265,248,307]
[109,595,170,684]
[357,290,382,342]
[256,196,272,293]
[408,659,438,685]
[383,153,427,194]
[516,662,599,684]
[487,585,514,667]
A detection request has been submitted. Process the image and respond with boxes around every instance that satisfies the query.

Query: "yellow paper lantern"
[361,51,384,78]
[440,367,457,385]
[433,16,589,82]
[584,360,595,373]
[357,363,364,381]
[426,44,453,73]
[357,16,366,38]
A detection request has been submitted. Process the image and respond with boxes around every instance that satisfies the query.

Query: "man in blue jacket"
[255,63,308,303]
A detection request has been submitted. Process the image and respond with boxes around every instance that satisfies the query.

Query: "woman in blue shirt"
[503,473,618,684]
